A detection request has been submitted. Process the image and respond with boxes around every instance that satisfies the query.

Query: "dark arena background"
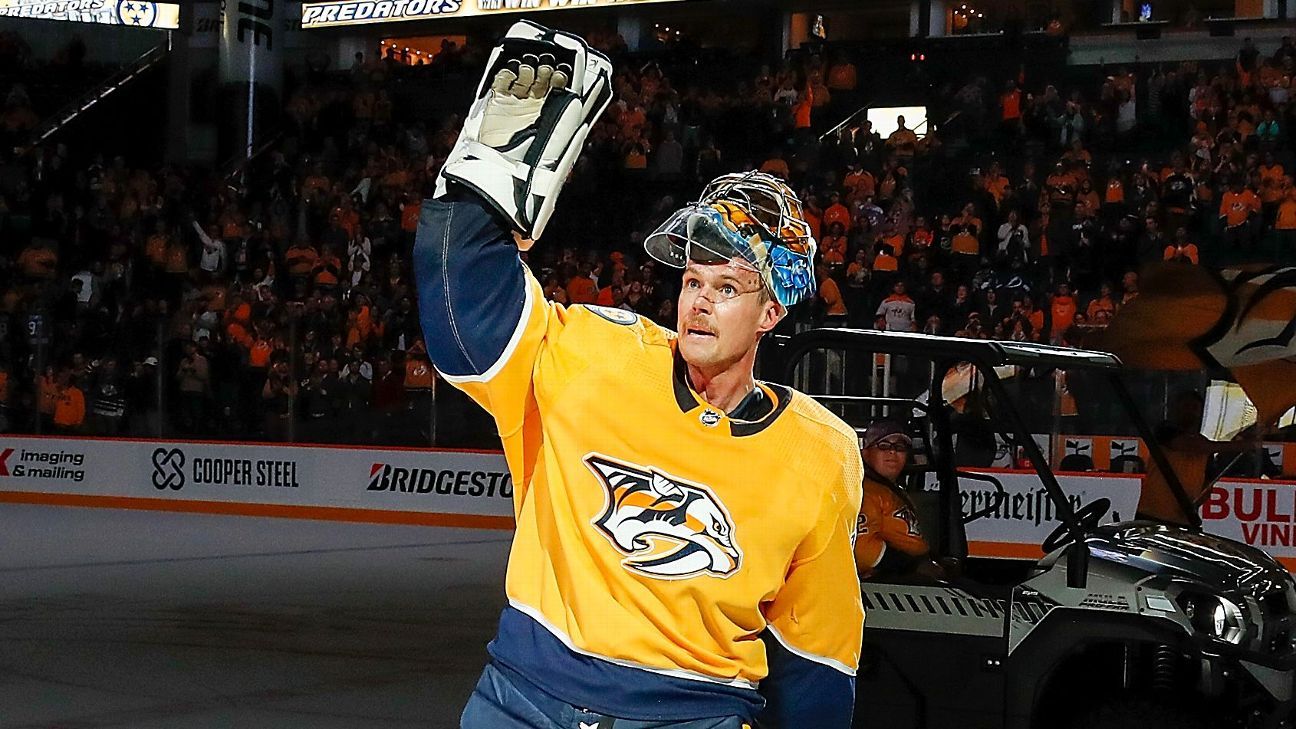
[2,0,1296,727]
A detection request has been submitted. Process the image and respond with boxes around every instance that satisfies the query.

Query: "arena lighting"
[866,105,929,139]
[0,0,180,29]
[302,0,689,29]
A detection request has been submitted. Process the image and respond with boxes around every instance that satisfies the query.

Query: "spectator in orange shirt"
[843,163,875,202]
[999,81,1022,138]
[1164,227,1200,264]
[871,243,899,274]
[52,369,86,434]
[820,222,848,268]
[313,244,343,291]
[818,264,848,321]
[823,192,850,232]
[18,240,58,280]
[565,263,599,305]
[1259,152,1286,224]
[1048,283,1077,345]
[854,420,933,581]
[758,149,790,180]
[950,203,982,275]
[983,162,1010,208]
[286,239,320,281]
[1085,282,1118,326]
[1219,177,1261,252]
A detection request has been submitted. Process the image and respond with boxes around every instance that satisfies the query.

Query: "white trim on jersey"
[869,542,887,569]
[764,624,858,677]
[437,271,539,385]
[508,599,761,690]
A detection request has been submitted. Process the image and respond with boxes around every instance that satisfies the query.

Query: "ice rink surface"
[0,504,513,728]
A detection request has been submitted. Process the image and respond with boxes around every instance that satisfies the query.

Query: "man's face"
[864,436,910,482]
[676,262,780,374]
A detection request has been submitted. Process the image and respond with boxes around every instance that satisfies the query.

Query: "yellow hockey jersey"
[415,194,864,724]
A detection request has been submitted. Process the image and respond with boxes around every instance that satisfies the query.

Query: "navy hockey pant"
[461,662,749,729]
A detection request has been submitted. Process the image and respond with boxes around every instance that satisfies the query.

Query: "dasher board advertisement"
[301,0,684,29]
[0,1,181,28]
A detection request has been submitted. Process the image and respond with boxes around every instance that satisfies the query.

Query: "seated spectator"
[1086,282,1118,325]
[1164,228,1200,264]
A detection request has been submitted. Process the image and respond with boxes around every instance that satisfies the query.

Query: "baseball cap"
[861,420,913,449]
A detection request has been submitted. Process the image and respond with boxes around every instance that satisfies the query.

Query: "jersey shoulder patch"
[581,305,639,326]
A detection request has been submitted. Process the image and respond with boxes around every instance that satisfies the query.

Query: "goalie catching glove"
[434,20,613,241]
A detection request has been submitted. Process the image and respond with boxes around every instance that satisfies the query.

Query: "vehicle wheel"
[1065,696,1215,729]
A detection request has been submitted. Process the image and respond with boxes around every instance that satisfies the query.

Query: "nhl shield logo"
[699,409,721,427]
[584,454,742,579]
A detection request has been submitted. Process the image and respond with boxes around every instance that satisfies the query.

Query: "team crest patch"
[583,305,639,325]
[895,507,922,538]
[584,454,741,579]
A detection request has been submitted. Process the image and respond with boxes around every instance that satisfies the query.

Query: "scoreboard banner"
[301,0,683,29]
[0,1,180,28]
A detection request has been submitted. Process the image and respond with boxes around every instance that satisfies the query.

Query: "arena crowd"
[0,27,1294,446]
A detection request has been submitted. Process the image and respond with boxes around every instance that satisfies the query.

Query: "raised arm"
[414,21,612,437]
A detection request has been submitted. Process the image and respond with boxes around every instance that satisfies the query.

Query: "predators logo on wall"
[584,454,742,580]
[1095,263,1296,426]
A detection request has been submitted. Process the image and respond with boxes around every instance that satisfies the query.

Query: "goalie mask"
[644,172,818,308]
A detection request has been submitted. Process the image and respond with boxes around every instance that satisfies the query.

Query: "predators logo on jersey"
[585,454,742,579]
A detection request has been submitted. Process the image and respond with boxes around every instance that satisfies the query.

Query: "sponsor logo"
[960,485,1084,529]
[366,463,512,497]
[152,448,300,491]
[231,0,273,51]
[152,448,185,490]
[1203,485,1296,547]
[0,445,86,482]
[584,454,741,579]
[116,1,158,26]
[0,0,178,28]
[300,0,674,27]
[302,0,463,27]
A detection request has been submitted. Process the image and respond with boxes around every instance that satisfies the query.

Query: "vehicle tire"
[1065,695,1215,729]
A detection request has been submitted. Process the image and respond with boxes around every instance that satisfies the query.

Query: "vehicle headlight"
[1177,593,1247,645]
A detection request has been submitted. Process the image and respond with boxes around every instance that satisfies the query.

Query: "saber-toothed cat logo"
[584,454,742,579]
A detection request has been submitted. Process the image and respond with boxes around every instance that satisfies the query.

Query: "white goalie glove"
[434,20,613,241]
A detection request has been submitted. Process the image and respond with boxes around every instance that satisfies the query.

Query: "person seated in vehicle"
[1139,389,1262,526]
[855,419,940,581]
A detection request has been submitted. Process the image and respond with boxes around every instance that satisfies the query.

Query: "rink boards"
[1,434,1294,570]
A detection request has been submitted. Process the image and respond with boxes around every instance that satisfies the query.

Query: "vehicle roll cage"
[778,328,1202,585]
